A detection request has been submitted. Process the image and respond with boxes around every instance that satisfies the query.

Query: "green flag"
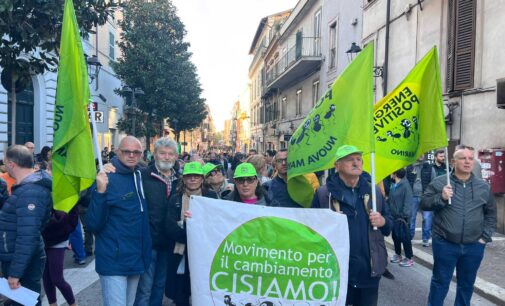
[363,47,448,182]
[287,43,375,207]
[52,0,96,212]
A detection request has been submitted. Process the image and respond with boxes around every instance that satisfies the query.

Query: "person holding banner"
[224,163,270,205]
[311,145,392,306]
[86,136,152,306]
[165,161,217,306]
[422,147,496,306]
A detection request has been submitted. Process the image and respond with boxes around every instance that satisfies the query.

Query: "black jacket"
[312,173,392,288]
[387,178,413,219]
[0,171,52,278]
[263,176,302,208]
[141,164,178,250]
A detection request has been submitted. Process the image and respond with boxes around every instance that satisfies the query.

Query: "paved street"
[39,242,499,306]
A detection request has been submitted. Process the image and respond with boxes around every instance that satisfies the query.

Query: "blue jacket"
[86,157,152,276]
[0,171,52,278]
[264,176,302,208]
[312,173,392,288]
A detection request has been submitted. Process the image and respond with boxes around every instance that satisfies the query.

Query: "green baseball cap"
[335,145,362,161]
[203,163,219,176]
[233,163,257,178]
[183,161,204,176]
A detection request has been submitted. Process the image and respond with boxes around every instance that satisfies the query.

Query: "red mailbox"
[478,149,505,194]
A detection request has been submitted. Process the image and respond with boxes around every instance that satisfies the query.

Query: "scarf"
[174,188,202,255]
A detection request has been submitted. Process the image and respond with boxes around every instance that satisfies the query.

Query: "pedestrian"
[86,136,152,306]
[455,144,482,179]
[388,168,414,267]
[0,145,52,306]
[422,147,496,306]
[101,146,109,164]
[224,163,270,205]
[134,137,179,306]
[165,161,217,306]
[42,206,79,306]
[432,149,450,177]
[405,156,435,246]
[311,145,392,306]
[263,149,301,208]
[203,162,234,199]
[245,154,270,184]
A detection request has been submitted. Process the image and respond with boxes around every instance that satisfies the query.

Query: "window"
[296,89,302,115]
[109,32,115,59]
[446,0,476,92]
[312,80,320,107]
[329,22,337,69]
[281,96,287,119]
[314,9,322,55]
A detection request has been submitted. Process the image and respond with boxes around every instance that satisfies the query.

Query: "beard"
[156,160,174,171]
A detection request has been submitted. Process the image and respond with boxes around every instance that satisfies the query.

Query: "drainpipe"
[383,0,391,96]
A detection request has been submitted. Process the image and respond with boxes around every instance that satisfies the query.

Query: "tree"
[0,0,115,144]
[112,0,206,149]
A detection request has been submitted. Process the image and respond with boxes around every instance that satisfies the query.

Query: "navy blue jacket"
[264,176,302,208]
[312,173,392,288]
[86,157,152,276]
[0,171,52,278]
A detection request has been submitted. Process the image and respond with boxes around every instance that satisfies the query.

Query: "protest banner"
[363,47,448,182]
[187,196,350,305]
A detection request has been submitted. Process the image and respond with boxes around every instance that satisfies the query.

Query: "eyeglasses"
[235,177,257,185]
[275,158,288,164]
[207,170,222,177]
[120,149,142,157]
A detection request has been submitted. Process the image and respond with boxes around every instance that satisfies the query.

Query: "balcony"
[266,37,322,90]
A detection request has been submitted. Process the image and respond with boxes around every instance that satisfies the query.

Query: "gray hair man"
[422,148,496,306]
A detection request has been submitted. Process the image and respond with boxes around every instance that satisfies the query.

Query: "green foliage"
[0,0,115,82]
[112,0,207,138]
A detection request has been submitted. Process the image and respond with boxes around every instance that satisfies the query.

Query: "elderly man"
[86,136,152,306]
[422,148,496,306]
[312,145,392,306]
[0,145,52,305]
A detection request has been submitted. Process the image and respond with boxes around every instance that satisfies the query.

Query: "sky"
[171,0,298,131]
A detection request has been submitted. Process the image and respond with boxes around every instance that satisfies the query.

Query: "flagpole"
[371,152,378,230]
[89,101,104,172]
[444,146,451,205]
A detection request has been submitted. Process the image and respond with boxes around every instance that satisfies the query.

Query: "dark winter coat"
[86,157,152,276]
[263,176,302,208]
[421,173,496,244]
[311,173,392,288]
[42,205,79,247]
[0,171,52,278]
[387,178,413,219]
[141,164,178,250]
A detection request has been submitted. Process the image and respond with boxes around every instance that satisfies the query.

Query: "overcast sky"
[171,0,298,131]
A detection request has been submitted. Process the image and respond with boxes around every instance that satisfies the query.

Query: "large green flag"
[363,47,447,182]
[52,0,96,212]
[287,43,375,207]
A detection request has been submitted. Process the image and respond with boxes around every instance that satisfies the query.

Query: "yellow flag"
[363,47,448,182]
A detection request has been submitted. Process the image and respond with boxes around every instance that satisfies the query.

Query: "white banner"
[187,196,349,306]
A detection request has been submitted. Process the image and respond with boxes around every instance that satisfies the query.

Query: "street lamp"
[86,55,102,85]
[345,42,362,62]
[121,85,145,136]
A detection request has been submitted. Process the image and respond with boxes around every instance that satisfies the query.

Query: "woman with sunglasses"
[224,163,270,205]
[165,162,217,306]
[203,163,234,199]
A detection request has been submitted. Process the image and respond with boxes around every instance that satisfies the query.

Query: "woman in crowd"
[245,154,270,184]
[203,163,234,199]
[165,162,217,306]
[224,162,270,205]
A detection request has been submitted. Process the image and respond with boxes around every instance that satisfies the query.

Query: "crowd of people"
[0,137,496,306]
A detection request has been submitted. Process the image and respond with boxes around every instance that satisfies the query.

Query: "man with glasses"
[264,149,301,208]
[312,145,392,306]
[86,136,152,306]
[203,163,234,199]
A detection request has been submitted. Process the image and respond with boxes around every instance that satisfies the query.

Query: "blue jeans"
[99,275,140,306]
[428,237,485,306]
[134,249,168,306]
[409,196,433,241]
[69,218,86,261]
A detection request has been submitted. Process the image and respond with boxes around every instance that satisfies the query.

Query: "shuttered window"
[446,0,476,92]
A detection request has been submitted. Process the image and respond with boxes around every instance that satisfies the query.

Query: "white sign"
[187,196,350,306]
[88,111,104,123]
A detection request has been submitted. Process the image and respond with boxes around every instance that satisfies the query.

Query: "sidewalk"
[385,229,505,306]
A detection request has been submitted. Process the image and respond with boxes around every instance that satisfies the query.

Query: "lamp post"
[121,86,144,136]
